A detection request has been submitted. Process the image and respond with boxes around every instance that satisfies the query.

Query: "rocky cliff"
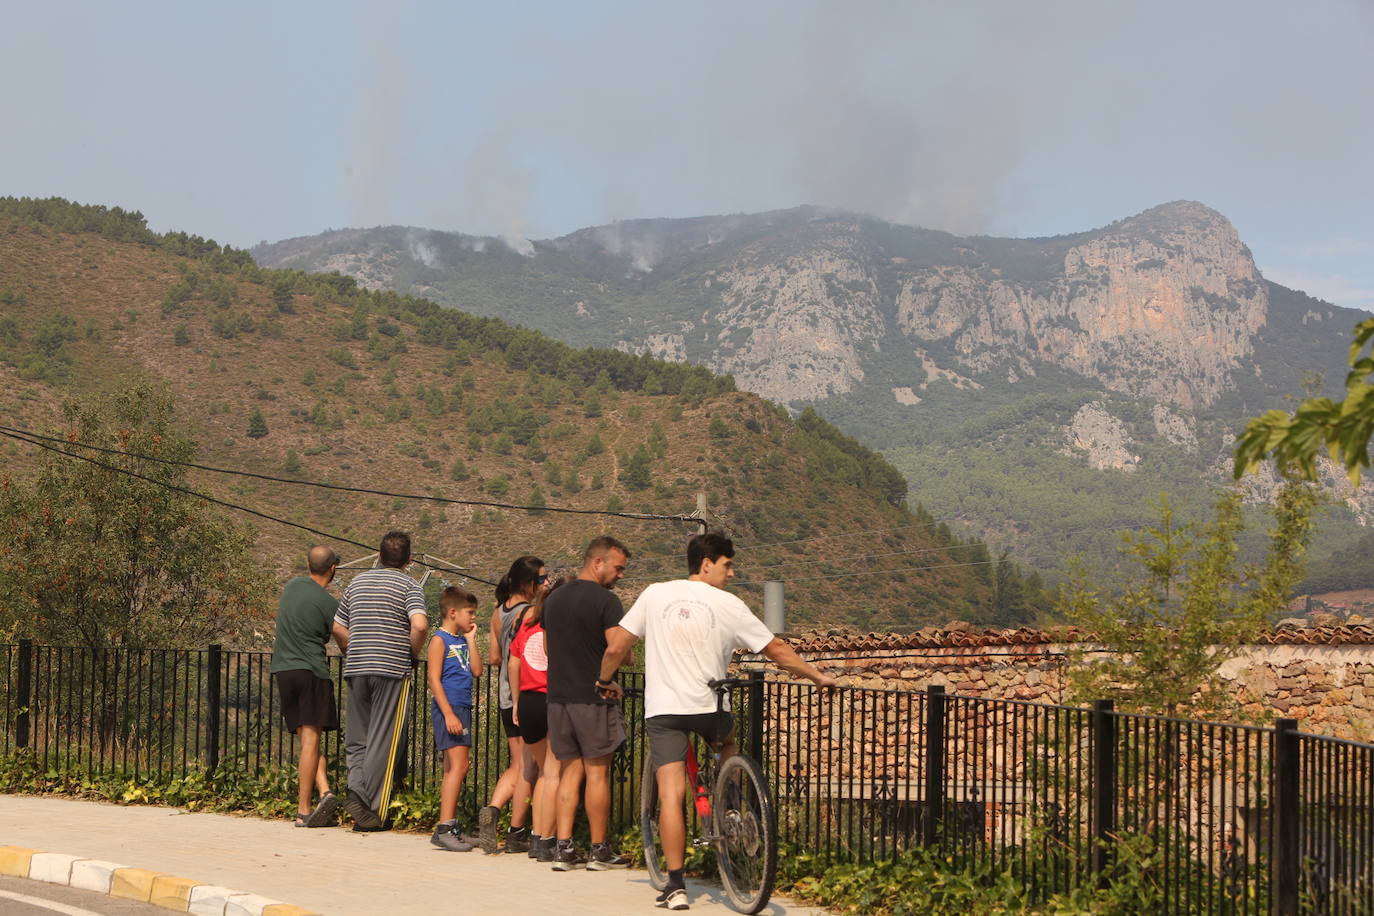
[892,203,1268,409]
[254,202,1274,411]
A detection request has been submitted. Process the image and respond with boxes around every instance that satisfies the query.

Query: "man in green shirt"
[271,545,342,827]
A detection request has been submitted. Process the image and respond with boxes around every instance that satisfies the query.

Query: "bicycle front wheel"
[713,754,777,914]
[640,751,669,891]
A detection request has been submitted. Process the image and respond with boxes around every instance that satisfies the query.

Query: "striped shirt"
[334,568,428,678]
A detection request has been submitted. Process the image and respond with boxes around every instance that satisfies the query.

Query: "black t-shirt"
[543,578,624,705]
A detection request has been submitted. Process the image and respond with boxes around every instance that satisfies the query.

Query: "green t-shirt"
[270,576,339,680]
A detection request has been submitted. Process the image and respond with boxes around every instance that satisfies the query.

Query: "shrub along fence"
[3,640,1371,915]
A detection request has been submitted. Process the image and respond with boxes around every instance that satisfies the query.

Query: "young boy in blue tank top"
[427,587,482,851]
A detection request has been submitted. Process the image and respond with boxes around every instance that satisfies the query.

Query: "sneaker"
[477,805,500,854]
[587,842,631,870]
[504,825,531,854]
[551,842,586,871]
[431,822,475,852]
[656,887,689,910]
[304,791,340,828]
[534,836,557,863]
[343,790,385,831]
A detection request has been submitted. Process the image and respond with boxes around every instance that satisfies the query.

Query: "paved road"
[0,875,165,915]
[1,797,827,915]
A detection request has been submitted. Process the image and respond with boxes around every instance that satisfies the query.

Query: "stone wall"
[781,627,1374,742]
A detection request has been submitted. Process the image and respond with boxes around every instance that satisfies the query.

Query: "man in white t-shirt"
[597,532,834,911]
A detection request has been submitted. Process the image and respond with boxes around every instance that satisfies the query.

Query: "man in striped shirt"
[331,530,429,830]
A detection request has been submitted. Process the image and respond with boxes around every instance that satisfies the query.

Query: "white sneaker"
[656,887,688,910]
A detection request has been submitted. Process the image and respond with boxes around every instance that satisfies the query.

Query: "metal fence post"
[1272,717,1300,916]
[923,684,946,846]
[16,638,32,749]
[747,670,765,764]
[1091,699,1117,883]
[207,644,222,773]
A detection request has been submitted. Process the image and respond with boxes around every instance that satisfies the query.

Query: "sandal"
[304,791,341,828]
[293,814,310,828]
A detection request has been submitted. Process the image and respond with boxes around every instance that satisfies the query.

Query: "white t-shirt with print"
[619,579,774,718]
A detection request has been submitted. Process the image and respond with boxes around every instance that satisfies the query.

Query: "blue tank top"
[433,629,473,706]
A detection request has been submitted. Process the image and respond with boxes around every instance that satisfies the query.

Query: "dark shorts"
[500,705,521,740]
[548,702,626,761]
[432,703,473,751]
[274,670,338,733]
[517,691,549,745]
[647,711,735,770]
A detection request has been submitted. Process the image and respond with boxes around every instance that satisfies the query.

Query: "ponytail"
[495,554,544,607]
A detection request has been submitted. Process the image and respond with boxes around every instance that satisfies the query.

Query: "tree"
[0,384,272,648]
[619,445,653,491]
[247,408,269,439]
[1058,484,1315,718]
[1235,316,1374,484]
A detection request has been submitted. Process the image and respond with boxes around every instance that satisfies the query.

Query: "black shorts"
[647,711,734,770]
[274,670,338,733]
[517,691,549,745]
[548,702,626,761]
[500,705,521,740]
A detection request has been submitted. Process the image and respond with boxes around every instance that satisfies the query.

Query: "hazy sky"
[3,0,1371,309]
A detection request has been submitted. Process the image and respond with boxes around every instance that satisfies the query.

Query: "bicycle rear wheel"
[713,754,776,914]
[640,752,669,891]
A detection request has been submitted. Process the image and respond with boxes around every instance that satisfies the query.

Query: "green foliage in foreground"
[776,836,1198,916]
[1060,483,1315,718]
[1236,316,1374,486]
[0,751,295,820]
[0,751,461,834]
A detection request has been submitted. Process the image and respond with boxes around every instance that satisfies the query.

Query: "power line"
[0,423,701,527]
[1,429,501,587]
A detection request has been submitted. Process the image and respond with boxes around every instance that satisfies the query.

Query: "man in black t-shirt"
[543,535,631,871]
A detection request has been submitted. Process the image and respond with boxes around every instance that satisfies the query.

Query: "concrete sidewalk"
[0,797,829,916]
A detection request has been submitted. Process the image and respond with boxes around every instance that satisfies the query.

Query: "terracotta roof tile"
[785,623,1374,652]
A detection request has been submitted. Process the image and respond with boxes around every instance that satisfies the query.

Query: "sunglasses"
[537,574,549,584]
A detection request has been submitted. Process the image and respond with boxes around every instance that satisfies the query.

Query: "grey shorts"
[547,701,626,761]
[647,711,735,770]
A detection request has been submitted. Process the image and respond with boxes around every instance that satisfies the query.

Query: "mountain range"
[0,197,1036,636]
[253,202,1374,582]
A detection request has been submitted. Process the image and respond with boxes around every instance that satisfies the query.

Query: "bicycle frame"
[685,742,712,821]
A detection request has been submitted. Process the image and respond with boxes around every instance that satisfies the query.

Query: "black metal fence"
[4,640,1372,915]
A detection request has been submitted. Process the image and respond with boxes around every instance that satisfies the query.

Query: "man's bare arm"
[598,626,639,689]
[331,621,349,654]
[409,613,428,659]
[760,637,836,687]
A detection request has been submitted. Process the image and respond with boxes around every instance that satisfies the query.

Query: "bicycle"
[638,677,778,914]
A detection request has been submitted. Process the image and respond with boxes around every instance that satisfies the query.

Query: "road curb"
[0,844,318,915]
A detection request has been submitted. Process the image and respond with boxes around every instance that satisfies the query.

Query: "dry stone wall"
[779,627,1374,742]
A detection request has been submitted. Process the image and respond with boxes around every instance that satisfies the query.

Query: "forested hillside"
[0,198,1045,638]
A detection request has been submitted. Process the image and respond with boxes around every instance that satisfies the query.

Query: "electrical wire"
[0,423,703,527]
[1,428,501,586]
